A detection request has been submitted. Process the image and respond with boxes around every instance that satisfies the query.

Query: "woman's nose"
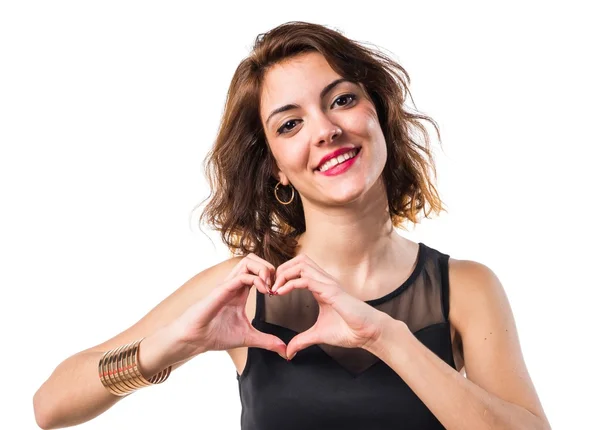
[313,113,342,146]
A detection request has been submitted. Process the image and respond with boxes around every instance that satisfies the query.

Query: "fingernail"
[265,278,271,295]
[287,352,296,361]
[266,277,271,288]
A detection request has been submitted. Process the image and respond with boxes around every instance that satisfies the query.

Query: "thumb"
[246,330,287,360]
[286,327,320,361]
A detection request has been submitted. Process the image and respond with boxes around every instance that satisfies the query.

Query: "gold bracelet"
[130,339,154,389]
[124,340,147,390]
[99,347,123,396]
[118,340,140,392]
[105,344,129,396]
[98,338,172,396]
[114,343,135,394]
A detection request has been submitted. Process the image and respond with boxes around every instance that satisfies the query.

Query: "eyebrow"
[265,78,351,127]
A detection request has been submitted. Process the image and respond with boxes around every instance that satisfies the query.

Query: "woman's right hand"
[168,253,287,361]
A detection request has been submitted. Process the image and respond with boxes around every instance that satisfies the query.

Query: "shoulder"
[444,258,550,426]
[447,257,502,296]
[446,258,507,330]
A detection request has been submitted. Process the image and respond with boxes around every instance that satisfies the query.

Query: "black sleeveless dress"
[237,242,462,429]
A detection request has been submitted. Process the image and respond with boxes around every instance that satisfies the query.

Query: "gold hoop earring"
[274,181,295,205]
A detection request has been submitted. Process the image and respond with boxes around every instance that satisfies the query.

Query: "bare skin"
[32,255,281,429]
[228,51,470,376]
[33,50,547,429]
[228,236,466,377]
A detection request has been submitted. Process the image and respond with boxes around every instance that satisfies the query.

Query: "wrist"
[168,318,211,359]
[363,316,411,360]
[137,325,186,379]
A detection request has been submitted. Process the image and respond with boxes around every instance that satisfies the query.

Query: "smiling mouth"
[315,147,362,173]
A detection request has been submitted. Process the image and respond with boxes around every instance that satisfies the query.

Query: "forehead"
[260,52,342,119]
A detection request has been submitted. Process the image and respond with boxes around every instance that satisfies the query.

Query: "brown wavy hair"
[197,21,445,267]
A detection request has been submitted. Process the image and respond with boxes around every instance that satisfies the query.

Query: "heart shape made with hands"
[268,253,389,360]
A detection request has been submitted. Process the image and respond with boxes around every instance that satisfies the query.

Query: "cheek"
[345,103,380,134]
[364,106,382,135]
[361,106,387,162]
[273,143,309,172]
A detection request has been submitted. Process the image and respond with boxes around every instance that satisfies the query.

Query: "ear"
[277,171,290,186]
[268,155,289,185]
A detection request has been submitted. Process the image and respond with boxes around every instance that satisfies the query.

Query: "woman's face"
[260,51,388,206]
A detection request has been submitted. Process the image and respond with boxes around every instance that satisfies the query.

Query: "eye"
[276,119,302,135]
[331,93,357,108]
[277,94,356,136]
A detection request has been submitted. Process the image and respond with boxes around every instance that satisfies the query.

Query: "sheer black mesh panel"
[259,243,454,375]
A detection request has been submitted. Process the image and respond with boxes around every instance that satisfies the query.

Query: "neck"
[294,178,412,293]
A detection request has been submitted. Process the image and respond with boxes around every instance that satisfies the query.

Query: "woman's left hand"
[271,253,391,360]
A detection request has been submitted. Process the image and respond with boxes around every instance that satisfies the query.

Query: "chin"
[323,183,367,205]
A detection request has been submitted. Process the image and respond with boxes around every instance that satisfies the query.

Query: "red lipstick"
[316,147,361,177]
[316,147,359,170]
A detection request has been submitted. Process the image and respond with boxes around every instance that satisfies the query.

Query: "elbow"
[526,412,552,430]
[539,418,552,430]
[33,388,56,430]
[530,409,552,430]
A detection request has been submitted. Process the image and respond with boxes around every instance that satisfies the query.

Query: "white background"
[2,1,598,429]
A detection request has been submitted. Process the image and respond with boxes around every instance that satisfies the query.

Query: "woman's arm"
[33,257,241,429]
[365,259,551,430]
[33,325,186,429]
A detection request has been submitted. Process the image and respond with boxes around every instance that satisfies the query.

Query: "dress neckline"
[364,241,426,306]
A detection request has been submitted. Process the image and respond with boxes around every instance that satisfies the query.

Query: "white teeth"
[318,149,358,172]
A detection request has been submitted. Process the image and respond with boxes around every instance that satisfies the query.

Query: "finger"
[224,256,250,281]
[270,264,300,293]
[243,259,273,292]
[200,273,269,322]
[272,263,328,293]
[244,253,276,273]
[299,254,328,273]
[245,253,276,287]
[286,327,321,361]
[275,277,338,304]
[274,254,302,281]
[225,273,271,296]
[211,274,269,311]
[275,253,325,279]
[245,330,287,360]
[230,257,274,292]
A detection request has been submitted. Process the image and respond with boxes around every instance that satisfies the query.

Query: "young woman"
[33,21,551,430]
